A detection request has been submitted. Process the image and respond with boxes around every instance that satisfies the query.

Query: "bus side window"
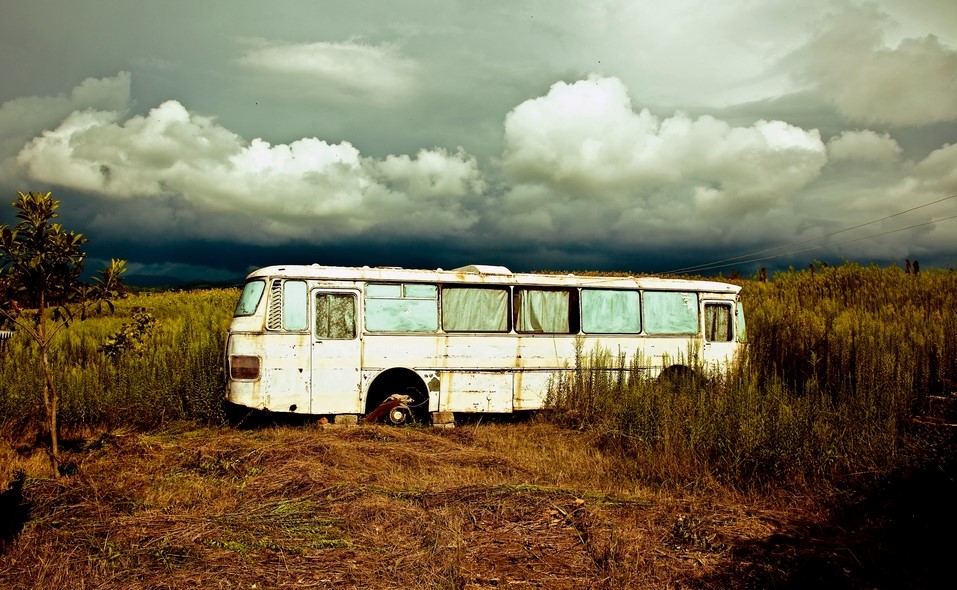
[736,301,747,342]
[282,281,308,331]
[266,279,308,331]
[365,283,437,332]
[515,288,571,333]
[704,303,733,342]
[581,289,640,334]
[442,287,509,332]
[644,291,699,334]
[316,293,357,339]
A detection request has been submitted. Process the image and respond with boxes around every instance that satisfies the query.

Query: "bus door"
[701,300,737,367]
[311,290,362,414]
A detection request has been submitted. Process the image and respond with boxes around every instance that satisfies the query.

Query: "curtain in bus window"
[443,287,508,332]
[365,283,438,332]
[282,280,308,331]
[643,291,698,334]
[581,289,640,333]
[704,303,732,342]
[517,289,569,333]
[316,293,356,339]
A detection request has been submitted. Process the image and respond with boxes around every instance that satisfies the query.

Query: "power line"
[675,213,957,274]
[665,193,957,274]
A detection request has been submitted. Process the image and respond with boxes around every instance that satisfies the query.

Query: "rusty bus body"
[225,264,745,423]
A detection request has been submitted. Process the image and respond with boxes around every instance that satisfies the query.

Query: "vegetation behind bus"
[0,289,235,437]
[1,263,955,491]
[545,262,957,489]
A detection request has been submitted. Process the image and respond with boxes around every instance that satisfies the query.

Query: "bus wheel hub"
[388,404,411,425]
[364,394,415,425]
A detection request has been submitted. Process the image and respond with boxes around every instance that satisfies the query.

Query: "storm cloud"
[1,1,955,281]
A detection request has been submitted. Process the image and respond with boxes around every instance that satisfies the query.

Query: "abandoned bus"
[225,264,745,424]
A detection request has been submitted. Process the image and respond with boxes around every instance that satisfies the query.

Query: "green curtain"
[517,289,569,333]
[443,287,508,332]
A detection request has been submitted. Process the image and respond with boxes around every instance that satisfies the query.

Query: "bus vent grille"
[266,280,283,330]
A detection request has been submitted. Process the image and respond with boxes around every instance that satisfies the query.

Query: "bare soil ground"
[0,421,952,589]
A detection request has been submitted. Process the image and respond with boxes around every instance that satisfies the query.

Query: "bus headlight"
[230,355,261,380]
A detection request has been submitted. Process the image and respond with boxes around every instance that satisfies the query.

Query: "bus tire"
[365,370,430,425]
[386,403,413,426]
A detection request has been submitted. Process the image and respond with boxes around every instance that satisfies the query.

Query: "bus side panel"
[512,336,576,410]
[259,333,312,412]
[633,335,698,376]
[514,371,564,410]
[440,371,513,412]
[363,334,518,412]
[438,335,515,412]
[361,335,439,368]
[226,333,265,409]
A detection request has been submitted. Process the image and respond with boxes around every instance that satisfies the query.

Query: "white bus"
[225,264,745,424]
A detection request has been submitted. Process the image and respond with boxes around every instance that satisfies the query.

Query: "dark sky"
[2,1,956,283]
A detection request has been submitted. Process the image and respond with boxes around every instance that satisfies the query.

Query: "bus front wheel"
[387,403,413,426]
[365,370,430,425]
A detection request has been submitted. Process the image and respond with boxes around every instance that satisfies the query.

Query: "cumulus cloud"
[0,72,131,184]
[237,38,419,103]
[914,142,957,194]
[498,76,827,243]
[827,130,902,162]
[800,4,957,126]
[7,70,957,272]
[16,95,482,243]
[374,148,486,199]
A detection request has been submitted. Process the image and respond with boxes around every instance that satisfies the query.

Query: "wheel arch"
[364,367,431,418]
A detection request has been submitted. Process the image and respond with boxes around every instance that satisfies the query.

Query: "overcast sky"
[2,0,956,282]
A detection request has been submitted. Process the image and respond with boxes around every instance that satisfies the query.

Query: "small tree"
[0,191,128,473]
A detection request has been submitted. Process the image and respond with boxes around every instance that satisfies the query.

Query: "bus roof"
[246,264,740,294]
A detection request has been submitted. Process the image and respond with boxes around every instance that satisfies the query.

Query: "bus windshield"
[234,280,266,316]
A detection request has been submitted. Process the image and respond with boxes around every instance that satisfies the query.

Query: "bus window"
[282,280,308,331]
[316,293,357,339]
[581,289,640,333]
[644,291,698,334]
[515,288,570,333]
[704,303,733,342]
[442,287,508,332]
[736,301,747,342]
[365,283,438,332]
[234,280,265,316]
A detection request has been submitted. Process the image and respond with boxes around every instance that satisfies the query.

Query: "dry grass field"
[2,264,956,588]
[2,419,953,589]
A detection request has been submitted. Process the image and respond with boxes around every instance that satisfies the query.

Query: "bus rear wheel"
[658,365,700,390]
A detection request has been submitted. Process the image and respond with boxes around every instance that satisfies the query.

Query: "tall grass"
[547,263,957,489]
[0,289,237,436]
[2,263,954,489]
